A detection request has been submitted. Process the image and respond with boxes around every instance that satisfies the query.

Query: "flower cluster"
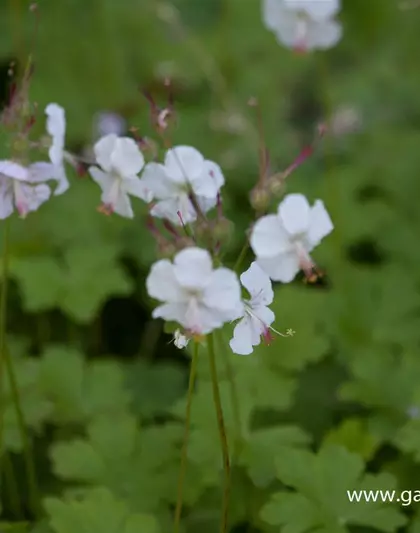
[1,82,333,356]
[262,0,342,51]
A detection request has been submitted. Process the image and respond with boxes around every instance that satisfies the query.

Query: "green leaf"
[323,418,380,461]
[260,445,406,533]
[44,487,158,533]
[37,345,131,424]
[9,244,133,323]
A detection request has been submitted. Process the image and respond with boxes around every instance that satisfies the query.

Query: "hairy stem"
[173,341,199,533]
[208,333,230,533]
[218,332,242,454]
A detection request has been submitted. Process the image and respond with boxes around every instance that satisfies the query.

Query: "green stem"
[207,333,230,533]
[217,331,242,454]
[0,219,11,491]
[173,342,199,533]
[233,241,249,273]
[4,344,41,518]
[3,451,23,518]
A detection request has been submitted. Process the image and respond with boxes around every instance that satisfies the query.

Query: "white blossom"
[147,247,243,335]
[262,0,342,51]
[0,160,50,219]
[89,134,151,218]
[230,262,276,355]
[140,145,224,225]
[250,193,333,282]
[45,103,69,195]
[174,329,190,349]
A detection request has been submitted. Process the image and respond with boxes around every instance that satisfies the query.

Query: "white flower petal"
[186,302,226,334]
[240,262,274,306]
[252,305,275,328]
[152,302,188,323]
[284,0,340,20]
[257,252,300,283]
[229,316,256,355]
[0,179,14,219]
[278,193,311,236]
[147,260,184,302]
[250,214,292,258]
[28,162,56,182]
[165,146,204,183]
[262,0,284,30]
[94,134,118,172]
[112,191,134,218]
[0,160,29,181]
[306,18,342,50]
[203,267,243,315]
[122,176,153,202]
[111,137,144,177]
[88,166,114,196]
[53,165,70,195]
[204,160,225,189]
[174,330,189,349]
[150,196,197,225]
[45,103,65,138]
[25,183,51,212]
[141,162,178,200]
[173,247,213,290]
[307,199,334,248]
[196,194,218,214]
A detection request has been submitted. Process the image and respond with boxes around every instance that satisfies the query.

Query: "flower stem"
[0,219,11,497]
[4,343,41,518]
[233,241,249,273]
[217,331,242,454]
[173,341,199,533]
[207,333,230,533]
[3,451,23,518]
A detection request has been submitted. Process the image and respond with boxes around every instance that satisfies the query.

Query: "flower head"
[147,247,243,335]
[230,262,276,355]
[262,0,342,51]
[45,103,69,195]
[89,134,150,218]
[173,329,190,349]
[0,160,50,219]
[250,193,333,282]
[140,146,224,225]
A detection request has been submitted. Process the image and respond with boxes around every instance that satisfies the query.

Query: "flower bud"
[267,174,285,197]
[250,186,270,211]
[213,217,233,242]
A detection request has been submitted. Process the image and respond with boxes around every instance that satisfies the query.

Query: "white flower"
[147,247,243,335]
[89,134,150,218]
[45,103,69,195]
[230,262,276,355]
[250,193,333,282]
[262,0,342,51]
[140,145,224,225]
[174,329,190,349]
[0,160,50,219]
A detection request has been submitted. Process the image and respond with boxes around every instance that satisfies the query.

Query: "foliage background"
[1,0,420,532]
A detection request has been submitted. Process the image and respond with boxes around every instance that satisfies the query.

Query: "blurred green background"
[2,0,420,532]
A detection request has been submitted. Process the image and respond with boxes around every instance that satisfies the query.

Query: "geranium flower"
[89,134,151,218]
[146,247,243,335]
[140,146,224,225]
[250,193,333,282]
[230,262,276,355]
[262,0,342,51]
[0,160,50,219]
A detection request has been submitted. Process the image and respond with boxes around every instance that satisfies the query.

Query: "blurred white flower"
[230,262,276,355]
[30,103,69,195]
[0,160,50,219]
[94,111,126,139]
[140,145,224,225]
[174,329,190,349]
[147,247,243,335]
[262,0,342,51]
[89,134,151,218]
[250,193,333,282]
